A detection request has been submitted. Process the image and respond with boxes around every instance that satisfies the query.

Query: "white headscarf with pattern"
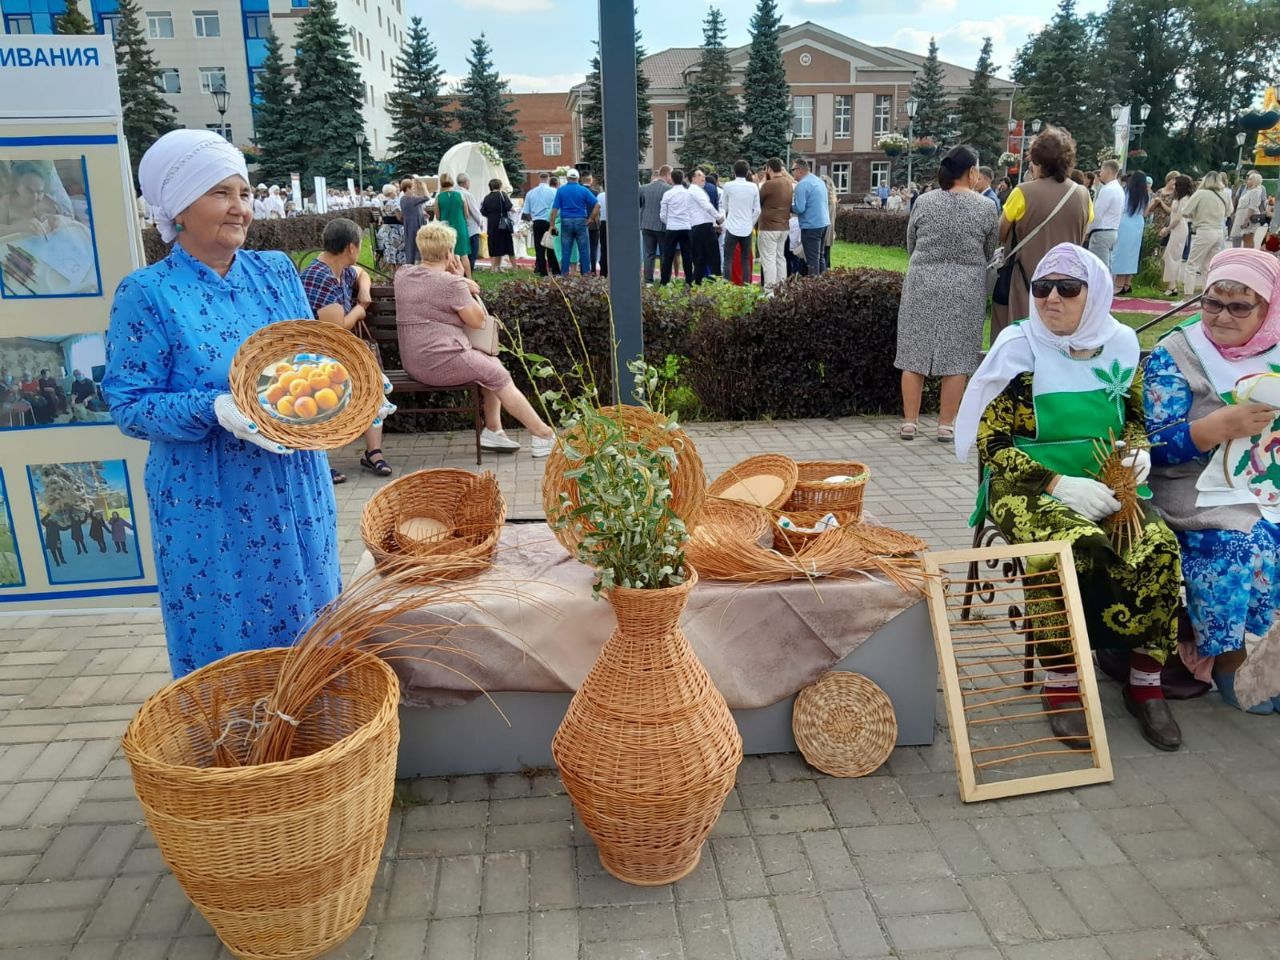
[137,129,249,243]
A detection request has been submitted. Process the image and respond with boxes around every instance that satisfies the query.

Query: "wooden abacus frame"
[923,541,1113,803]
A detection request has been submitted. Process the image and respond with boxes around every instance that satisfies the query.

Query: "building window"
[192,10,220,37]
[542,135,562,157]
[667,110,686,143]
[207,123,233,142]
[244,13,270,38]
[99,14,120,35]
[381,50,385,71]
[792,96,813,139]
[198,66,227,94]
[831,162,850,194]
[146,11,174,38]
[157,68,181,93]
[870,161,890,189]
[873,95,892,137]
[4,14,34,32]
[377,6,382,25]
[834,95,851,139]
[291,0,309,7]
[249,66,265,97]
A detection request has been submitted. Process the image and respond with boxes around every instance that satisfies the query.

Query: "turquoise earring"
[174,223,184,233]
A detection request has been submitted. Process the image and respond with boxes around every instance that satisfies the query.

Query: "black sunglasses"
[1202,295,1259,319]
[1031,278,1086,299]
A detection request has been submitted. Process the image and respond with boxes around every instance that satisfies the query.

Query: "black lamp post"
[905,96,918,186]
[354,132,366,193]
[211,84,230,141]
[1236,130,1249,182]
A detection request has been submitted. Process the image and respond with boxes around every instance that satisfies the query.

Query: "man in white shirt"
[659,169,697,285]
[720,159,761,285]
[687,168,724,282]
[456,173,485,271]
[1088,160,1123,270]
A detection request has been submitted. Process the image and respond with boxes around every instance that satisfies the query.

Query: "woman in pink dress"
[395,221,556,456]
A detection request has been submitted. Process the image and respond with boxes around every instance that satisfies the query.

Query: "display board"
[0,36,154,609]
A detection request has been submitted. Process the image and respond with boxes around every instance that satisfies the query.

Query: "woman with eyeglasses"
[1143,249,1280,714]
[956,242,1183,752]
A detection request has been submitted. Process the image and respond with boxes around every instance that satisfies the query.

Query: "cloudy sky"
[413,0,1107,93]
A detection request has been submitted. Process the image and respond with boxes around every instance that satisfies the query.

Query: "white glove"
[1115,441,1151,484]
[214,393,292,455]
[1051,475,1120,521]
[372,377,396,427]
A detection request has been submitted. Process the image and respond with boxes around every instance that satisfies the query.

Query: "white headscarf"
[137,129,249,243]
[954,243,1122,461]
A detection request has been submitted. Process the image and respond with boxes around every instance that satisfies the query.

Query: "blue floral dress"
[104,245,340,676]
[1144,345,1280,657]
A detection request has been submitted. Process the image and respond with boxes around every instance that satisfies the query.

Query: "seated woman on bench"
[955,243,1184,751]
[1143,249,1280,714]
[395,221,556,457]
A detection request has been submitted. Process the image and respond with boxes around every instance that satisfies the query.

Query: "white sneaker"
[480,428,521,451]
[531,435,555,458]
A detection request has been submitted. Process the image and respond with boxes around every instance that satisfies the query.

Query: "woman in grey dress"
[896,145,1000,441]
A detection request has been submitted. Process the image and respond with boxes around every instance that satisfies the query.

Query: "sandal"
[937,424,955,443]
[360,448,393,477]
[899,422,918,441]
[330,467,347,485]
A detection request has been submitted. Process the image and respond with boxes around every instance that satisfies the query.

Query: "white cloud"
[464,0,553,9]
[443,72,585,93]
[892,15,1044,71]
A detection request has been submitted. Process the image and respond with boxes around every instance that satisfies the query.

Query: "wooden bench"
[364,284,483,465]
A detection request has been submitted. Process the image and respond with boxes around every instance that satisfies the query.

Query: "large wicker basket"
[361,468,505,582]
[542,405,705,555]
[122,647,400,960]
[782,460,870,519]
[707,455,798,509]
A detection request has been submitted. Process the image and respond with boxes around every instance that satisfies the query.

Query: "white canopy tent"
[437,142,513,203]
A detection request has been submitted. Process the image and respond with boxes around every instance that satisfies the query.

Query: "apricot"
[264,383,288,405]
[288,378,312,398]
[308,372,331,391]
[296,364,315,379]
[327,363,349,384]
[273,362,295,376]
[276,396,295,417]
[314,387,339,411]
[293,395,318,419]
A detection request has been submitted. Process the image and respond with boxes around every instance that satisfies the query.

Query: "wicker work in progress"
[691,498,771,542]
[783,460,870,520]
[229,320,383,450]
[542,405,706,555]
[707,455,798,509]
[361,469,506,582]
[551,571,743,885]
[772,509,858,555]
[792,671,898,777]
[122,648,400,960]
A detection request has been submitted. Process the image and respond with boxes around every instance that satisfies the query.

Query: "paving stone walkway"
[1,416,1278,959]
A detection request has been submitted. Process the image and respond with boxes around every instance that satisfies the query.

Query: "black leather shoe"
[1043,695,1091,750]
[1123,686,1182,751]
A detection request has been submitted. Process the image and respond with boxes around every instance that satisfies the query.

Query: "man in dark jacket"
[638,166,672,284]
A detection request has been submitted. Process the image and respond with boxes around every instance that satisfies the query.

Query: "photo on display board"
[26,459,143,585]
[0,470,24,589]
[0,156,102,299]
[0,333,111,430]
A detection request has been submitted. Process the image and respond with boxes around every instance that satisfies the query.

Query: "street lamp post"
[1236,130,1249,183]
[785,128,796,169]
[210,85,229,141]
[905,96,918,187]
[354,133,366,193]
[1111,102,1151,173]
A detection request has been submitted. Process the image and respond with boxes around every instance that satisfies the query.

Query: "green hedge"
[834,206,909,249]
[143,209,376,264]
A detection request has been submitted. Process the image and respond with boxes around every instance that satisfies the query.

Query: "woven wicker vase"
[122,648,399,960]
[552,570,742,885]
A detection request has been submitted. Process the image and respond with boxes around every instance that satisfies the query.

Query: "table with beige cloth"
[354,522,935,776]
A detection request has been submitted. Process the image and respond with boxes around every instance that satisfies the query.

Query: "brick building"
[509,93,575,186]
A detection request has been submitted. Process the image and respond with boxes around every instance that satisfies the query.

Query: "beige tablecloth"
[353,522,921,710]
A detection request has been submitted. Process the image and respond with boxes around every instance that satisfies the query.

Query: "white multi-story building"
[0,0,405,160]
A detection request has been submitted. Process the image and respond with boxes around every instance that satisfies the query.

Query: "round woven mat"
[792,672,897,778]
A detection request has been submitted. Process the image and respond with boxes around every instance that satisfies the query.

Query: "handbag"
[987,183,1083,304]
[465,295,502,356]
[498,213,514,232]
[541,229,558,251]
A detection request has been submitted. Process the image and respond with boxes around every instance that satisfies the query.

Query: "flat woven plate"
[793,672,897,778]
[707,455,798,509]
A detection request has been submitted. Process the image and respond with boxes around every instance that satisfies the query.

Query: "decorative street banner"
[0,35,154,609]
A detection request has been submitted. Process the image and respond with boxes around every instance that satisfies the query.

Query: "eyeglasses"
[1201,295,1259,319]
[1030,278,1086,299]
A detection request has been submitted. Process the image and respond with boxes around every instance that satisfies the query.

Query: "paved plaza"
[2,416,1280,959]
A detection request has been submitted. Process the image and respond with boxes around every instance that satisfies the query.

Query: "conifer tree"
[1013,0,1094,145]
[113,0,176,171]
[741,0,790,167]
[386,17,454,177]
[908,38,949,143]
[452,33,522,171]
[252,28,299,183]
[679,6,742,174]
[955,38,1003,167]
[56,0,95,34]
[579,28,652,181]
[290,0,366,182]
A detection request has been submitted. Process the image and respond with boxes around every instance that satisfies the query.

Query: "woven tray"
[707,455,798,510]
[793,671,897,777]
[782,460,870,518]
[230,319,383,451]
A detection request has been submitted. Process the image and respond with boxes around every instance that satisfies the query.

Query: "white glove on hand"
[1114,441,1151,484]
[214,394,292,455]
[372,377,396,427]
[1051,475,1120,521]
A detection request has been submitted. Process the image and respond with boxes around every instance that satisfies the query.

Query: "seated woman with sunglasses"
[956,243,1184,751]
[1143,249,1280,714]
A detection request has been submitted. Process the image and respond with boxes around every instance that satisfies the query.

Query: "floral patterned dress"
[977,370,1181,662]
[104,246,340,676]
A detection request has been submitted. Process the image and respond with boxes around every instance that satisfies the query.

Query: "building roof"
[876,46,1017,91]
[640,47,704,89]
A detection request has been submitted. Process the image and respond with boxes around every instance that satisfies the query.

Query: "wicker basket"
[692,498,771,541]
[792,671,897,778]
[772,509,858,555]
[707,455,798,509]
[122,648,400,960]
[782,461,870,519]
[361,469,505,581]
[230,320,383,451]
[552,570,742,885]
[542,405,706,555]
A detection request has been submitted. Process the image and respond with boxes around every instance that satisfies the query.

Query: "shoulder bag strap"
[1007,182,1082,259]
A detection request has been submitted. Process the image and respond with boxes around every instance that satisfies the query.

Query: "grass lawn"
[828,242,909,272]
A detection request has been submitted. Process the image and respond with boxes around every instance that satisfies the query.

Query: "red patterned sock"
[1043,669,1080,708]
[1128,651,1165,703]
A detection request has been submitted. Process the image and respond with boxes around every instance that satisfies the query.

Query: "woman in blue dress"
[1112,171,1149,294]
[104,130,343,676]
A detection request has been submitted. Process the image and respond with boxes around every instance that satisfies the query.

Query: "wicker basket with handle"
[782,460,870,518]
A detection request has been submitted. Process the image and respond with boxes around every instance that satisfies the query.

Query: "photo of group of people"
[0,470,22,589]
[26,459,141,585]
[0,155,101,298]
[1,333,111,429]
